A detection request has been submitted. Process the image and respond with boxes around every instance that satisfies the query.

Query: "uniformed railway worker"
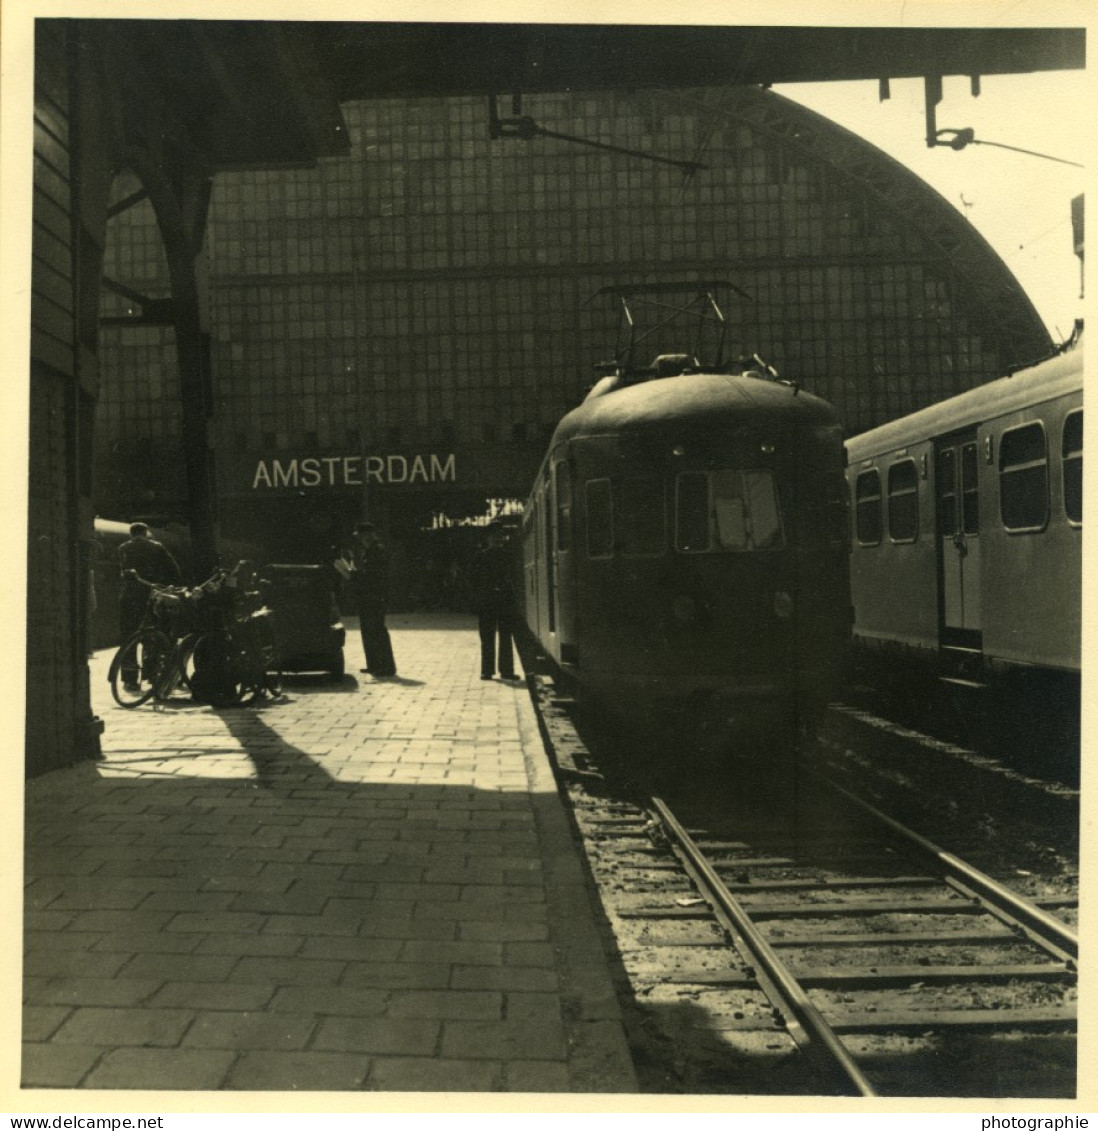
[468,522,518,681]
[348,521,397,679]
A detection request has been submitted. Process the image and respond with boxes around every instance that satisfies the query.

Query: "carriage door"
[936,431,983,640]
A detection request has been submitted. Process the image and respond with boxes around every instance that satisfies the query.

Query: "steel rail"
[810,772,1078,963]
[650,796,878,1098]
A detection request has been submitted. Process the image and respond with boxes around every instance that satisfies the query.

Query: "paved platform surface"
[23,613,637,1095]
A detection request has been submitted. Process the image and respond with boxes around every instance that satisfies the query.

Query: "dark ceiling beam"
[309,24,1085,99]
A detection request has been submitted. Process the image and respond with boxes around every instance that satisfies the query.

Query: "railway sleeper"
[824,1006,1077,1034]
[663,962,1072,988]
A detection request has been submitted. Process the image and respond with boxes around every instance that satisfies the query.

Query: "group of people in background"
[116,517,521,689]
[338,519,520,684]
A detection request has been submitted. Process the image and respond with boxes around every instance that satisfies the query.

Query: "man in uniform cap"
[348,521,397,678]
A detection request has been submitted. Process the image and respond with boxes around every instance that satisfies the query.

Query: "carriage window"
[887,460,919,543]
[619,477,665,555]
[585,479,613,558]
[676,470,784,553]
[1063,410,1083,524]
[554,461,572,551]
[999,422,1048,531]
[961,442,980,534]
[855,469,882,546]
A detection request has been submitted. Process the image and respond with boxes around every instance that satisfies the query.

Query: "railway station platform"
[22,613,638,1097]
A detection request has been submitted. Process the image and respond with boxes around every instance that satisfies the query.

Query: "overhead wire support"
[934,130,1084,168]
[488,95,707,174]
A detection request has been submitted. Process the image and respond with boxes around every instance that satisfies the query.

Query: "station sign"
[220,451,458,496]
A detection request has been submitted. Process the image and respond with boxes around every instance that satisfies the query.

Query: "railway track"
[530,675,1078,1098]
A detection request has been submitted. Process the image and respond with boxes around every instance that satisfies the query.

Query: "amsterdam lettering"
[251,454,456,490]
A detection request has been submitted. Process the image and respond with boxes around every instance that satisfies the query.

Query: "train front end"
[525,370,851,746]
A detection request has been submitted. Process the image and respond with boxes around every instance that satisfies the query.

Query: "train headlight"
[671,595,697,624]
[773,590,794,619]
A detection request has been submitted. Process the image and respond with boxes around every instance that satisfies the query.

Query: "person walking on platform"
[469,523,518,681]
[117,522,182,688]
[349,521,397,679]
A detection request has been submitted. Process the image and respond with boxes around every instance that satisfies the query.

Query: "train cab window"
[585,479,614,558]
[554,461,572,551]
[887,460,919,543]
[999,422,1049,531]
[618,477,665,555]
[1063,410,1083,524]
[675,469,784,553]
[854,469,882,546]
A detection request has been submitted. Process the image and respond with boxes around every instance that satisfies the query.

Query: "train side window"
[854,469,882,546]
[960,442,979,535]
[585,479,614,558]
[1063,410,1083,524]
[619,477,665,555]
[554,461,572,551]
[999,422,1048,531]
[887,460,919,543]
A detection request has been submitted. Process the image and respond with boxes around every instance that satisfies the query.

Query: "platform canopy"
[81,21,1084,169]
[308,23,1085,100]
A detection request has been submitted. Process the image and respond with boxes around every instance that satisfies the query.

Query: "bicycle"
[108,563,283,709]
[108,570,225,708]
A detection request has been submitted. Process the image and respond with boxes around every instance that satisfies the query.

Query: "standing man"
[469,522,518,681]
[117,522,182,687]
[349,521,397,678]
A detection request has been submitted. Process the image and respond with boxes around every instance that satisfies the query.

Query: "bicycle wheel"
[154,635,197,701]
[109,629,171,708]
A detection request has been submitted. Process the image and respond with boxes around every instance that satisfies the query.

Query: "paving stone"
[84,1047,236,1090]
[51,1007,194,1047]
[299,937,403,962]
[193,932,304,957]
[22,1005,73,1041]
[340,961,452,990]
[314,1016,440,1056]
[503,942,558,968]
[451,966,560,993]
[268,986,388,1016]
[231,956,345,985]
[23,950,131,980]
[182,1010,318,1050]
[367,1056,503,1092]
[400,940,503,967]
[167,911,268,934]
[459,921,550,943]
[225,1051,368,1090]
[386,990,502,1021]
[119,953,238,982]
[24,978,165,1008]
[504,993,562,1023]
[440,1019,567,1061]
[147,982,277,1011]
[21,1043,105,1088]
[505,1060,572,1092]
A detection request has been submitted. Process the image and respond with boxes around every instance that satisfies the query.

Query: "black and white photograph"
[3,1,1091,1114]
